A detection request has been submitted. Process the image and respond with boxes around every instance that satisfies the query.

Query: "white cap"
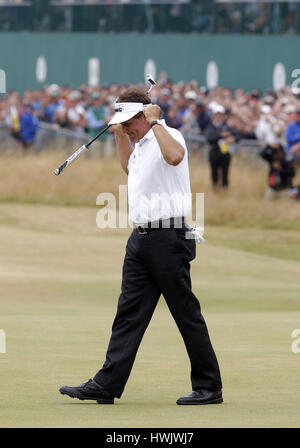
[160,88,171,96]
[49,83,59,92]
[284,104,296,114]
[69,90,81,101]
[214,105,225,114]
[108,102,147,125]
[210,103,225,114]
[280,97,289,104]
[185,90,198,100]
[261,105,272,114]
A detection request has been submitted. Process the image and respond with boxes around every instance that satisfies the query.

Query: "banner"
[51,0,190,5]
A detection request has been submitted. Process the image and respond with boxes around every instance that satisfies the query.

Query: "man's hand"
[113,124,132,175]
[144,104,161,124]
[113,123,125,136]
[144,105,185,166]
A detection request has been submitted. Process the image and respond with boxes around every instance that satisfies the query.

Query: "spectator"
[43,85,61,124]
[171,93,190,130]
[285,107,300,159]
[166,96,183,130]
[255,105,285,148]
[157,88,172,125]
[285,107,300,185]
[66,90,87,133]
[181,95,200,135]
[5,94,22,145]
[19,103,39,149]
[204,104,236,189]
[86,91,109,138]
[55,98,68,128]
[195,99,211,133]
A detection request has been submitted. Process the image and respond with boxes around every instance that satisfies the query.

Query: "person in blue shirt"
[286,108,300,184]
[285,108,300,158]
[20,104,39,149]
[157,88,172,126]
[195,99,212,133]
[43,91,60,124]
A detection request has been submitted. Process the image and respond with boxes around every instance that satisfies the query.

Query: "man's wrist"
[150,120,160,128]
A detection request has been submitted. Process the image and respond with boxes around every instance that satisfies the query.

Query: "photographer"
[257,105,295,198]
[260,143,295,196]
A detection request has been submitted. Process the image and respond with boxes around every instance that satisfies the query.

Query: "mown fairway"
[0,202,299,428]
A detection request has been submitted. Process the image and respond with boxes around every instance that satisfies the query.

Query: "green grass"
[0,203,300,427]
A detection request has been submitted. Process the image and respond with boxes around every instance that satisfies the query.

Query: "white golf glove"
[187,227,206,243]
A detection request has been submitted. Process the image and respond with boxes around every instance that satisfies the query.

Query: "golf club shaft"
[53,124,111,176]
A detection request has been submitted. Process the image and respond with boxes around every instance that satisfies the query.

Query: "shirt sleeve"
[163,123,187,150]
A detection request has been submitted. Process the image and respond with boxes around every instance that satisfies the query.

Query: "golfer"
[59,88,223,405]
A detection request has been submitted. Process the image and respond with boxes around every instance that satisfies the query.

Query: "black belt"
[135,217,186,235]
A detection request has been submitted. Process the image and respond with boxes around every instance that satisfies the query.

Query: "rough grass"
[0,148,300,230]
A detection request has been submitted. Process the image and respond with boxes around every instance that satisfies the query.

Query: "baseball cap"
[49,84,60,97]
[280,97,289,104]
[91,91,100,99]
[69,90,81,101]
[261,105,272,114]
[208,102,225,114]
[264,95,275,104]
[108,102,147,125]
[212,104,225,114]
[185,90,198,100]
[284,104,296,114]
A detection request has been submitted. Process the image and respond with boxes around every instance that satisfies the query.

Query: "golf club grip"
[53,144,88,175]
[53,125,111,175]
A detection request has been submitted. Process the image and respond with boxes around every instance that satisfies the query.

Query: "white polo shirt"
[127,120,192,225]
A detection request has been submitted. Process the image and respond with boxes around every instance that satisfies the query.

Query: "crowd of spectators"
[2,1,300,35]
[1,76,300,198]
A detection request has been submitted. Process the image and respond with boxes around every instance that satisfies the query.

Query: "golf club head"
[146,74,156,94]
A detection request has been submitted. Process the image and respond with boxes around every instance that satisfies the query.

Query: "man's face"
[121,114,150,143]
[93,98,102,107]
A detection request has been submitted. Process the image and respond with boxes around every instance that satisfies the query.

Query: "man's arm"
[144,105,185,166]
[291,141,300,155]
[114,124,133,174]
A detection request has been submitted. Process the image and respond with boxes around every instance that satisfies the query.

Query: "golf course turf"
[0,203,299,428]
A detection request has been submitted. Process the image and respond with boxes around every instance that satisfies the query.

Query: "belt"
[134,217,186,235]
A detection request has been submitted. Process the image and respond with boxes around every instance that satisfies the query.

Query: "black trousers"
[209,150,231,187]
[94,227,222,398]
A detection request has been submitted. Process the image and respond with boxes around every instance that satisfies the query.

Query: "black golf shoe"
[59,379,114,404]
[176,389,223,405]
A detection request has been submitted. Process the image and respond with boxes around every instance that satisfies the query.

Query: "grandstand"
[0,0,299,34]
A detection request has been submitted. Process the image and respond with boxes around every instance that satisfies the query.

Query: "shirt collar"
[139,128,155,146]
[139,119,165,146]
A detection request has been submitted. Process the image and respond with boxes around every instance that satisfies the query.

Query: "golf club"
[53,124,111,176]
[146,74,157,94]
[53,74,157,176]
